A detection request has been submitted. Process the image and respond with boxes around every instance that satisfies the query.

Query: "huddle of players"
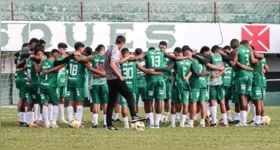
[14,37,268,128]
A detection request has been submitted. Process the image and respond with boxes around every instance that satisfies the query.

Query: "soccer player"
[15,43,29,126]
[39,49,73,128]
[136,47,189,128]
[119,48,161,128]
[25,44,44,128]
[250,46,268,126]
[39,39,46,51]
[159,41,172,124]
[189,46,223,128]
[57,42,69,123]
[231,39,263,126]
[89,44,108,128]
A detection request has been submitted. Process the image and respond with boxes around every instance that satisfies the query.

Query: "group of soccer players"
[14,36,268,128]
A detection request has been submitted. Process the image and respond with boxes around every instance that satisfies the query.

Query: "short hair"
[174,47,182,53]
[51,49,60,56]
[34,44,44,55]
[85,47,93,55]
[29,38,39,45]
[182,45,192,53]
[223,45,231,50]
[230,39,239,48]
[240,40,249,45]
[39,39,46,44]
[22,43,29,48]
[58,43,68,49]
[211,45,220,52]
[134,48,142,55]
[148,47,155,50]
[121,48,130,55]
[251,45,255,50]
[74,42,85,50]
[200,46,210,54]
[159,41,167,47]
[115,35,126,44]
[95,44,105,52]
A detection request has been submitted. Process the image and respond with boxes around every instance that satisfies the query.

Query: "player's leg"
[101,84,109,128]
[17,83,28,126]
[90,85,100,128]
[49,88,59,128]
[180,89,189,127]
[195,104,200,121]
[75,88,85,125]
[113,101,121,122]
[170,87,178,127]
[58,86,67,123]
[162,80,171,124]
[120,96,129,128]
[225,87,233,123]
[41,95,50,128]
[251,86,263,126]
[154,80,166,128]
[198,88,208,127]
[209,86,218,127]
[236,76,249,126]
[106,80,120,129]
[188,88,199,128]
[66,87,75,122]
[217,86,228,127]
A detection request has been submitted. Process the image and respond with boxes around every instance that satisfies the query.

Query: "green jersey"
[91,54,106,86]
[222,56,233,87]
[253,58,266,87]
[145,50,165,81]
[121,61,137,91]
[209,53,223,86]
[26,59,39,86]
[57,55,67,87]
[19,46,31,62]
[190,56,208,89]
[67,55,86,88]
[174,59,192,89]
[40,60,58,89]
[137,58,146,81]
[236,46,253,77]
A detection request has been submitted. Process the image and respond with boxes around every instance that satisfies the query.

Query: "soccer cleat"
[113,118,122,123]
[103,124,107,129]
[249,122,261,127]
[179,122,185,128]
[145,118,150,123]
[92,124,98,128]
[131,116,146,123]
[28,124,39,128]
[233,120,240,125]
[78,124,84,128]
[175,119,180,123]
[186,124,194,128]
[210,123,217,127]
[228,119,235,124]
[146,125,154,129]
[235,122,243,127]
[35,120,44,127]
[42,124,50,128]
[169,124,176,128]
[154,125,160,128]
[50,124,59,128]
[161,117,168,124]
[200,124,206,128]
[18,122,28,127]
[219,122,229,127]
[124,125,129,129]
[248,120,255,126]
[60,120,69,124]
[107,126,118,130]
[242,124,248,127]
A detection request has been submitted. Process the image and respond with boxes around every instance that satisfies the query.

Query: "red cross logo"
[241,25,270,52]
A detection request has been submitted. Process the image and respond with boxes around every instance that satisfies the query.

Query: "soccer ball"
[69,119,81,128]
[264,116,271,125]
[131,121,145,131]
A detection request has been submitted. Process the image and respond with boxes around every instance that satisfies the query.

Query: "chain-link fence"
[1,1,280,23]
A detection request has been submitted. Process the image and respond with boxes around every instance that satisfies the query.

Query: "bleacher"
[0,2,279,23]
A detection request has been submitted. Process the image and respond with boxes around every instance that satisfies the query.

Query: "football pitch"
[1,107,280,148]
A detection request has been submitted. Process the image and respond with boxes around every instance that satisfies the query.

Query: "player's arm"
[190,63,209,77]
[136,61,162,75]
[54,54,74,67]
[72,52,91,63]
[34,56,44,73]
[230,49,239,67]
[16,59,27,68]
[84,62,105,76]
[236,61,254,71]
[134,52,146,60]
[120,55,133,64]
[154,61,175,72]
[194,54,224,71]
[254,51,264,59]
[164,52,188,60]
[262,63,269,73]
[184,71,192,82]
[211,65,225,79]
[220,53,233,62]
[42,64,65,75]
[249,46,259,64]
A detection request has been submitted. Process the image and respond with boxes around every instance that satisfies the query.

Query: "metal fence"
[0,1,279,23]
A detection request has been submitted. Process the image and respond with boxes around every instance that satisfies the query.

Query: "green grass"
[1,107,280,148]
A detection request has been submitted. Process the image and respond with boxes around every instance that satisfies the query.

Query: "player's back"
[67,55,85,88]
[40,59,57,88]
[57,55,67,87]
[91,54,106,85]
[145,50,164,81]
[253,58,266,88]
[174,59,192,86]
[209,53,223,85]
[190,56,207,89]
[222,54,233,87]
[26,59,39,85]
[236,46,252,77]
[120,60,137,90]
